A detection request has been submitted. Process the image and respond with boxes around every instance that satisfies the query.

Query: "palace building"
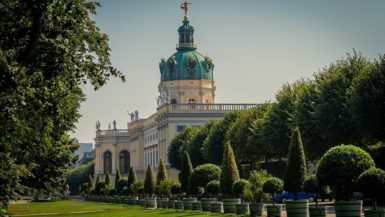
[94,2,257,180]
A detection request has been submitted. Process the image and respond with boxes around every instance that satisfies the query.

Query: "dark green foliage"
[127,166,136,194]
[105,173,112,187]
[263,177,284,205]
[87,174,94,193]
[316,144,375,200]
[180,151,193,193]
[115,178,127,195]
[303,175,321,206]
[144,165,156,195]
[303,175,320,193]
[294,81,324,160]
[349,54,385,143]
[114,169,121,187]
[131,181,144,196]
[247,103,275,164]
[246,170,271,202]
[202,111,241,165]
[167,127,195,170]
[66,161,94,195]
[314,52,368,149]
[95,181,106,195]
[189,164,221,192]
[232,179,250,198]
[171,183,182,195]
[284,128,307,198]
[357,167,385,209]
[262,81,306,161]
[157,179,179,198]
[0,0,124,207]
[206,180,221,195]
[220,142,240,197]
[260,161,287,179]
[186,121,215,167]
[156,158,168,186]
[95,175,101,184]
[366,143,385,170]
[226,108,261,164]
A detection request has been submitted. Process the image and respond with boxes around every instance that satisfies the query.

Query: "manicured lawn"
[9,200,238,217]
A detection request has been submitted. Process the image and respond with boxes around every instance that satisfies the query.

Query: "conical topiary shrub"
[127,166,136,195]
[180,151,193,193]
[156,158,168,186]
[220,141,240,197]
[87,174,94,193]
[284,127,307,199]
[115,169,121,187]
[105,173,112,186]
[144,164,156,196]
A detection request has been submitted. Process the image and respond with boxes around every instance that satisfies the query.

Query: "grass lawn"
[9,200,238,217]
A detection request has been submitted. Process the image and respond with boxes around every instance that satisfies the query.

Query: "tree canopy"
[0,0,124,208]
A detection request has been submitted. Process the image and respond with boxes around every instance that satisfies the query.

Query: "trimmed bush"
[189,163,221,191]
[87,174,94,194]
[127,166,136,195]
[171,183,182,195]
[206,180,221,196]
[180,151,193,193]
[131,180,144,196]
[158,179,179,198]
[245,170,271,202]
[156,158,168,186]
[316,144,375,200]
[116,178,127,195]
[357,167,385,209]
[95,181,106,195]
[263,177,283,205]
[303,175,322,206]
[232,179,250,198]
[220,142,240,197]
[144,165,156,195]
[284,128,307,199]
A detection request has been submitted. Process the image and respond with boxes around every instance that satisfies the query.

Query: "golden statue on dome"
[181,1,191,16]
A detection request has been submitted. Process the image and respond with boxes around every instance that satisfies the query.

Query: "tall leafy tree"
[349,54,385,143]
[167,127,195,170]
[186,121,216,167]
[202,111,241,165]
[156,158,168,186]
[247,103,274,164]
[220,142,240,197]
[0,0,124,208]
[314,51,369,149]
[283,128,307,199]
[180,151,193,193]
[144,165,156,195]
[226,108,260,164]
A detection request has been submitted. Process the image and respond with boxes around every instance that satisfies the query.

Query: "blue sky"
[73,0,385,143]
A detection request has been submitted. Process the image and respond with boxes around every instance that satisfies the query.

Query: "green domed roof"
[159,16,214,82]
[159,50,214,82]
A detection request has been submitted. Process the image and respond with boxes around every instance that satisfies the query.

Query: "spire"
[177,1,196,51]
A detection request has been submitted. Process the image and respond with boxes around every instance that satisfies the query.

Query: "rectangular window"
[176,125,186,132]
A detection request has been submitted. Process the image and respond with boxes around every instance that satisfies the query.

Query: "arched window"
[171,99,177,104]
[188,98,195,104]
[119,150,130,174]
[103,151,112,174]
